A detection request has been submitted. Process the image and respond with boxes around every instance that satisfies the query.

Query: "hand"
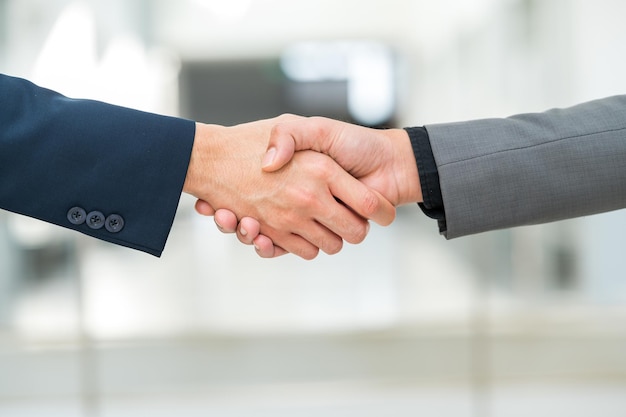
[263,116,422,206]
[184,115,396,260]
[199,116,422,257]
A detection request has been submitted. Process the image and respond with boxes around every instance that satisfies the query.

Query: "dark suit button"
[105,214,124,233]
[86,211,105,230]
[67,207,87,225]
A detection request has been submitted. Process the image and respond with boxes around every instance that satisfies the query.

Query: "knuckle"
[322,236,343,255]
[310,157,334,180]
[297,188,319,208]
[296,246,319,260]
[318,155,335,171]
[270,123,286,140]
[345,221,369,244]
[361,189,381,218]
[353,225,369,244]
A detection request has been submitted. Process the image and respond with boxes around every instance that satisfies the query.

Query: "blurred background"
[1,0,626,416]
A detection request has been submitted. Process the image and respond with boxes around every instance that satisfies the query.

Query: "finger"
[262,227,321,260]
[310,227,344,255]
[278,217,345,255]
[236,217,261,245]
[267,153,371,250]
[214,209,238,233]
[194,199,216,216]
[330,175,396,226]
[279,235,319,260]
[314,201,372,245]
[252,235,288,258]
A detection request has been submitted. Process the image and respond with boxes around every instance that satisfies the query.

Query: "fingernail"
[214,219,224,231]
[262,147,276,168]
[366,222,371,234]
[240,227,248,236]
[254,242,260,251]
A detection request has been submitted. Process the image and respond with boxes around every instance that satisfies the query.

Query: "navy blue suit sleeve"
[0,74,196,256]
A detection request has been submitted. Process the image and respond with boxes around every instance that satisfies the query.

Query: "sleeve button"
[105,214,125,233]
[86,211,106,230]
[67,207,87,225]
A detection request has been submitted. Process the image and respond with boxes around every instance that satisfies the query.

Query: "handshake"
[182,114,423,260]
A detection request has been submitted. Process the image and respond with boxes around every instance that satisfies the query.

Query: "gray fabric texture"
[426,95,626,238]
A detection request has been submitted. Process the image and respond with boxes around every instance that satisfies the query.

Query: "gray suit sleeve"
[425,95,626,238]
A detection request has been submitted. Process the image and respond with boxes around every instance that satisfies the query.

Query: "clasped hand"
[186,115,421,259]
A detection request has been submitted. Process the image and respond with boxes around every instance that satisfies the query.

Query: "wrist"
[387,128,422,205]
[183,122,219,198]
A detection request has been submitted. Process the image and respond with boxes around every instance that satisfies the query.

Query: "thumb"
[262,119,332,172]
[261,127,296,172]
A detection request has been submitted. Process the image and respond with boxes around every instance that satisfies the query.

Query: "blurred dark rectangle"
[179,59,352,126]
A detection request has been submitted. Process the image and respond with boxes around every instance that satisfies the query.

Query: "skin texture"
[183,115,396,260]
[194,115,422,258]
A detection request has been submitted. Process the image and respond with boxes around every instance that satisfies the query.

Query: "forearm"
[0,74,195,256]
[426,95,626,238]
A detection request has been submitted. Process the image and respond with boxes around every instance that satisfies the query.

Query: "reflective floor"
[1,337,626,417]
[1,204,626,417]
